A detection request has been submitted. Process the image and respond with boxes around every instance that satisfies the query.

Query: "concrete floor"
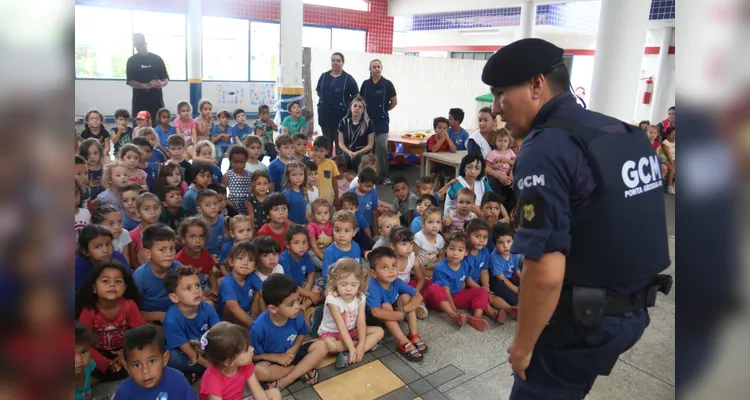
[91,162,675,400]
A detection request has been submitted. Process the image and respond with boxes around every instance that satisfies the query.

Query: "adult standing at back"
[126,33,169,127]
[482,38,672,399]
[316,52,359,157]
[360,59,398,185]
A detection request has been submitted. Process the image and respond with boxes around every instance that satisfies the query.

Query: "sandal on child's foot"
[397,341,423,362]
[467,316,489,331]
[300,369,320,385]
[265,379,281,390]
[371,341,382,353]
[495,309,507,324]
[416,304,429,319]
[335,352,350,369]
[454,313,467,327]
[408,333,428,354]
[507,306,518,320]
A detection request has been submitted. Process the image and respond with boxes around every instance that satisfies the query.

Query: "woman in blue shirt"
[316,52,359,157]
[360,59,398,185]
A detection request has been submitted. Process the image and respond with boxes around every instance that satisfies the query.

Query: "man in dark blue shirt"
[482,38,671,399]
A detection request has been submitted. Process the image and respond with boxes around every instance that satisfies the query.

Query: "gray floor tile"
[317,353,377,382]
[444,363,513,400]
[621,300,675,386]
[372,343,394,359]
[587,360,675,400]
[294,387,322,400]
[408,378,435,395]
[282,395,295,400]
[421,389,449,400]
[424,365,464,388]
[377,385,418,400]
[380,353,423,384]
[287,379,309,393]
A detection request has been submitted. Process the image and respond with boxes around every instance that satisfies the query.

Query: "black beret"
[482,38,564,88]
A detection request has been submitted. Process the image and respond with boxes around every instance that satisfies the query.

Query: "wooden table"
[421,150,467,177]
[388,132,433,155]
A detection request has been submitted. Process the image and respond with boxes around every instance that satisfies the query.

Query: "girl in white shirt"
[390,227,429,319]
[414,207,446,278]
[317,258,384,369]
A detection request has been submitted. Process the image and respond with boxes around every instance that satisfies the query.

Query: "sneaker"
[335,352,350,369]
[382,178,392,186]
[667,185,675,195]
[416,304,429,319]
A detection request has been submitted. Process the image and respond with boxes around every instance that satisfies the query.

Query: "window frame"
[74,3,188,81]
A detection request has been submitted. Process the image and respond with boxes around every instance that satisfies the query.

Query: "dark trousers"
[264,143,277,162]
[343,152,367,174]
[510,309,650,399]
[354,230,375,253]
[490,276,519,306]
[321,124,339,158]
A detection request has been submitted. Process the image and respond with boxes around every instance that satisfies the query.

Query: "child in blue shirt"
[447,108,470,151]
[132,137,160,192]
[251,274,327,390]
[422,232,491,331]
[230,108,252,144]
[464,220,511,322]
[218,241,263,329]
[182,162,213,215]
[114,325,197,399]
[292,133,312,163]
[365,247,426,362]
[133,224,183,324]
[489,223,522,311]
[154,108,176,155]
[268,134,295,192]
[279,224,323,311]
[210,110,233,162]
[75,323,96,400]
[195,188,228,258]
[340,192,375,253]
[139,128,167,165]
[411,194,439,234]
[347,167,379,232]
[162,266,220,377]
[322,211,362,280]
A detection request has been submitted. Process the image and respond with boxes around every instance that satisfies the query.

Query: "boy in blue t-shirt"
[448,108,469,151]
[139,128,167,165]
[489,223,522,309]
[340,192,375,253]
[75,323,96,400]
[210,110,233,162]
[115,325,197,400]
[162,267,220,377]
[218,241,262,328]
[132,137,159,192]
[268,134,295,192]
[182,162,213,215]
[133,224,183,324]
[366,247,426,362]
[230,108,252,144]
[463,220,491,287]
[348,167,379,232]
[252,274,327,390]
[279,224,323,310]
[322,210,362,280]
[196,189,227,258]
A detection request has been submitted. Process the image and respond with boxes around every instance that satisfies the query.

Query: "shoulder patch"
[518,196,545,229]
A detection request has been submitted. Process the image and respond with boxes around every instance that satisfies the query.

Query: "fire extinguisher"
[642,77,654,104]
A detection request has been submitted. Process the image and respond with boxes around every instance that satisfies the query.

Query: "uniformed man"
[481,38,672,399]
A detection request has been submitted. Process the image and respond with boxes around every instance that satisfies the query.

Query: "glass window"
[462,53,473,60]
[75,6,134,79]
[302,26,331,49]
[250,21,280,82]
[331,28,366,52]
[133,11,187,81]
[473,52,486,60]
[450,52,462,59]
[202,16,249,81]
[303,0,368,11]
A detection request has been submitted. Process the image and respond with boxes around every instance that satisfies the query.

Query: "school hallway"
[91,163,675,400]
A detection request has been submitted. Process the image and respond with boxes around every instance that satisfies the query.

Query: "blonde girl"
[91,160,129,212]
[195,99,215,144]
[198,322,282,400]
[173,101,197,158]
[219,215,254,276]
[117,144,148,190]
[348,153,378,190]
[317,258,384,369]
[281,161,308,225]
[485,128,515,178]
[80,138,106,199]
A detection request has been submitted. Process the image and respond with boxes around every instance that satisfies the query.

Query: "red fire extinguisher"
[642,77,654,104]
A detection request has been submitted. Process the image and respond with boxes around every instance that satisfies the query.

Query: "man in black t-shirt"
[126,33,169,127]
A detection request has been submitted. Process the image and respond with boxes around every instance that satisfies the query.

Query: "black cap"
[482,38,564,89]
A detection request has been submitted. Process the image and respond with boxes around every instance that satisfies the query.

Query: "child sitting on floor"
[444,188,479,234]
[219,241,263,329]
[175,217,219,303]
[410,194,439,234]
[257,193,292,252]
[391,176,419,226]
[489,223,522,311]
[75,323,97,400]
[252,274,327,390]
[279,224,323,311]
[372,211,399,250]
[414,206,445,279]
[318,258,384,369]
[307,198,334,268]
[133,224,183,325]
[463,220,513,323]
[74,225,129,290]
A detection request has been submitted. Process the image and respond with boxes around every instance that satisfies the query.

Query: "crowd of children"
[74,101,528,399]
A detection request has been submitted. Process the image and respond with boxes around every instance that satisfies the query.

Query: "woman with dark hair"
[443,154,493,216]
[316,52,359,157]
[360,59,398,185]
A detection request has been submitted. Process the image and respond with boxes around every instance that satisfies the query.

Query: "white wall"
[311,49,488,132]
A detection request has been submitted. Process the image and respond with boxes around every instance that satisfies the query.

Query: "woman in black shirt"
[337,96,374,172]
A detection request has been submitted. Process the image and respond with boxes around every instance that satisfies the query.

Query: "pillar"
[520,1,536,39]
[588,0,651,122]
[186,0,202,117]
[278,0,304,123]
[649,27,674,124]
